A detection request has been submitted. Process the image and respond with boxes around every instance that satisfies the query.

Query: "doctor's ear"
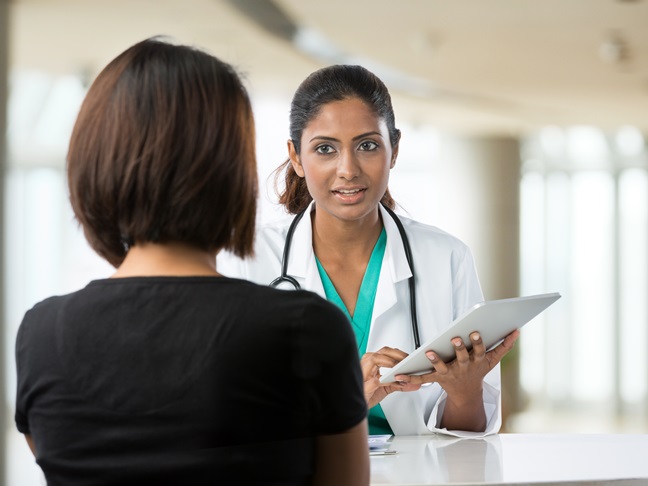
[390,142,400,169]
[287,139,305,177]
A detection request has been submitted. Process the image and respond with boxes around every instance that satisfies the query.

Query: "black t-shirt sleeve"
[15,299,60,436]
[290,294,367,435]
[15,309,34,434]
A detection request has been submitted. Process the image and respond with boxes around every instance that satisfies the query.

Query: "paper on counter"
[368,434,397,456]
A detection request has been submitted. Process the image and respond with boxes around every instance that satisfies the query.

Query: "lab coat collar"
[285,202,412,299]
[370,204,413,324]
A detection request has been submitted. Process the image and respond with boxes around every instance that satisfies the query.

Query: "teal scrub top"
[315,228,393,435]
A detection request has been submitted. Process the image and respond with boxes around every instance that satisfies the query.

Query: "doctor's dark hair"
[67,37,257,267]
[276,64,400,214]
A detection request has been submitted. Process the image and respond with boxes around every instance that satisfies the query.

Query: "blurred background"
[1,0,647,484]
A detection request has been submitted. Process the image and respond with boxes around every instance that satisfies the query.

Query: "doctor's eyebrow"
[308,131,384,143]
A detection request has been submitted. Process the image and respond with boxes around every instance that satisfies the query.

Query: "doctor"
[218,64,518,438]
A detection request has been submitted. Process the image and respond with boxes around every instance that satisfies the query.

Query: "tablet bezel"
[378,292,561,384]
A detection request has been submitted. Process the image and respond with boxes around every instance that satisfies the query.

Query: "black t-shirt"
[15,276,366,485]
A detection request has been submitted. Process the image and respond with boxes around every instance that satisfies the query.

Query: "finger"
[361,346,413,372]
[386,382,422,393]
[395,369,440,385]
[383,381,408,390]
[360,353,381,377]
[361,352,404,370]
[390,349,444,385]
[399,383,422,393]
[360,361,377,377]
[373,346,410,361]
[470,332,486,359]
[426,351,448,373]
[485,329,520,368]
[394,373,433,385]
[452,337,470,364]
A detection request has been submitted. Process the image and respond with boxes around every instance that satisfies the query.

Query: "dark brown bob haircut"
[67,37,257,267]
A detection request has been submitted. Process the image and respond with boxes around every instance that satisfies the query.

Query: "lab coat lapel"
[285,202,326,299]
[373,207,424,435]
[371,206,413,322]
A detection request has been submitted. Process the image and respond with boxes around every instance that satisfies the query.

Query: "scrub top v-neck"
[315,227,393,435]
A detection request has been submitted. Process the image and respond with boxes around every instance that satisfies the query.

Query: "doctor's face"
[288,97,397,225]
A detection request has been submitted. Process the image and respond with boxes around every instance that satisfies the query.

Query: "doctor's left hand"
[393,329,520,394]
[391,330,519,432]
[361,347,422,409]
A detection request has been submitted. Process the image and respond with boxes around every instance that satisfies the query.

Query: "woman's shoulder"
[235,283,355,347]
[244,282,338,319]
[25,286,89,315]
[17,288,86,340]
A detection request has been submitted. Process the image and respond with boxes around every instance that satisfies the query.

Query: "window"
[517,126,648,431]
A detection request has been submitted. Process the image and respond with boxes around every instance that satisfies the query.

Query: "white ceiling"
[8,0,648,135]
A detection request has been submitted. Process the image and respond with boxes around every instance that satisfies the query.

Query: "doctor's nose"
[336,151,360,180]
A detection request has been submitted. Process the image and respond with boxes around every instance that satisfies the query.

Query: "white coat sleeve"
[424,245,503,438]
[425,367,502,438]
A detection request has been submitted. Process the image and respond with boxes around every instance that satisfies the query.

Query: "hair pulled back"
[276,65,400,214]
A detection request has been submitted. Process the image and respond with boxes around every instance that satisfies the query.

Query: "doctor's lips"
[331,186,367,196]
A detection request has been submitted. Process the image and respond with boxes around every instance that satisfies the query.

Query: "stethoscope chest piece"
[269,274,301,290]
[269,208,307,290]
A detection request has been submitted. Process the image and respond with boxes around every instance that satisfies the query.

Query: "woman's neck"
[310,206,384,317]
[311,207,383,263]
[111,242,219,278]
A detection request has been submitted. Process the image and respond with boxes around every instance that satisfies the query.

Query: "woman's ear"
[288,140,305,177]
[390,129,401,169]
[390,142,399,169]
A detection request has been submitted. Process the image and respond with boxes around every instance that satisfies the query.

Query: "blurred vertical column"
[0,0,9,483]
[439,136,521,300]
[439,136,522,429]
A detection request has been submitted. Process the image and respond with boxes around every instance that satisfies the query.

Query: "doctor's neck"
[310,206,383,259]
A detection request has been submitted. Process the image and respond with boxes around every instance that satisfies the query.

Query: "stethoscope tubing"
[381,204,421,350]
[270,203,421,349]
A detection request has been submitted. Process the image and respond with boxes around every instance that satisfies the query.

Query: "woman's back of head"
[67,37,258,267]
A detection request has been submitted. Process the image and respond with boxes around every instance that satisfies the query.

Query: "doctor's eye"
[315,144,336,155]
[358,141,378,151]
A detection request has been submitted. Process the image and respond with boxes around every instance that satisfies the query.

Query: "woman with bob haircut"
[218,64,519,438]
[15,37,369,486]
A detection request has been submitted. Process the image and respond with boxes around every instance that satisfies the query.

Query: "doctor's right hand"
[361,347,422,409]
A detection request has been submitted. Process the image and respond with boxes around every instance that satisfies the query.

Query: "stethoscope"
[270,203,421,349]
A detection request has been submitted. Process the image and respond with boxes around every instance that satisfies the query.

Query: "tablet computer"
[379,292,561,384]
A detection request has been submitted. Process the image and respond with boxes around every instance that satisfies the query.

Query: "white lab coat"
[217,202,502,437]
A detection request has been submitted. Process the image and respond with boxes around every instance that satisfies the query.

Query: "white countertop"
[370,433,648,485]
